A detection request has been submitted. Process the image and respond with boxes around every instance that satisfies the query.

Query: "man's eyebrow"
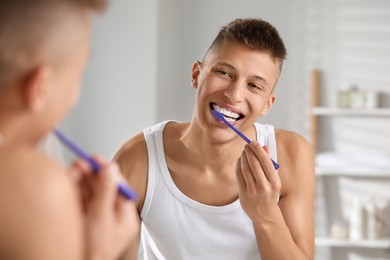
[214,61,237,71]
[252,75,269,87]
[215,61,270,86]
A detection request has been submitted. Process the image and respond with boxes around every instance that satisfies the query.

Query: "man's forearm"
[252,207,313,260]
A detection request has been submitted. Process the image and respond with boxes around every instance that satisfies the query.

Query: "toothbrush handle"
[230,124,251,144]
[118,183,138,201]
[90,160,138,200]
[221,118,280,170]
[54,129,101,171]
[53,129,138,200]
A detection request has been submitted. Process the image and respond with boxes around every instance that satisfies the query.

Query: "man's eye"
[216,70,230,77]
[248,83,262,90]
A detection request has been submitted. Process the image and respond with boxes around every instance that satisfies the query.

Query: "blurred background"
[54,0,390,259]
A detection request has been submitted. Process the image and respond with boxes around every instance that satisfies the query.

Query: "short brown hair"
[0,0,108,88]
[206,18,287,65]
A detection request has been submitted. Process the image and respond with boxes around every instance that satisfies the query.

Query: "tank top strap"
[254,123,277,162]
[141,121,172,218]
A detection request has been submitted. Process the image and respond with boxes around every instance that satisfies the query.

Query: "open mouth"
[211,103,244,123]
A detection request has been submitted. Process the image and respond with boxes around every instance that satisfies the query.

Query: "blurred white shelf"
[311,107,390,116]
[316,168,390,177]
[315,237,390,249]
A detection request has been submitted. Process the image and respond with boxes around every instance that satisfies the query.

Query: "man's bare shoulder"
[113,132,148,211]
[0,146,83,260]
[113,132,148,177]
[0,146,72,191]
[274,129,315,191]
[274,128,313,160]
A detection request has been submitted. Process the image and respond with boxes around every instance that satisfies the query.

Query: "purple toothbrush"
[212,109,280,170]
[53,129,138,201]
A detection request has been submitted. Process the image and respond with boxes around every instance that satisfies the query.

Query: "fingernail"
[250,140,258,147]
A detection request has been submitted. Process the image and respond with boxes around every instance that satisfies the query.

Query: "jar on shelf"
[337,87,352,108]
[330,220,349,239]
[364,90,379,109]
[350,87,365,109]
[349,198,365,240]
[364,198,382,240]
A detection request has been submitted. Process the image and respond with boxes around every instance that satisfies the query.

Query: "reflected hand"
[70,156,139,260]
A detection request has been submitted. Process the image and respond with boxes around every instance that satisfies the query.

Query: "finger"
[85,163,119,217]
[79,174,94,212]
[109,162,128,184]
[114,191,136,221]
[243,145,269,185]
[115,198,140,245]
[249,141,278,182]
[88,155,129,202]
[96,160,133,201]
[235,157,246,190]
[263,145,270,155]
[90,154,107,166]
[97,163,119,203]
[239,149,257,191]
[69,159,92,182]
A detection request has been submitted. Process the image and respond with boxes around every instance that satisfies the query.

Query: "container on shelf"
[336,85,380,110]
[365,198,382,240]
[337,88,352,108]
[349,198,366,240]
[364,90,379,109]
[350,87,365,109]
[330,220,349,239]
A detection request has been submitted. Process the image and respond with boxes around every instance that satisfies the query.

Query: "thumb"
[263,145,270,155]
[87,163,119,215]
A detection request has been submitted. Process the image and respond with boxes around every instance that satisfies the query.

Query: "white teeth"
[212,104,240,119]
[225,117,236,123]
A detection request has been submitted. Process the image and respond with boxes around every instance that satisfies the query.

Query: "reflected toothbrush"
[53,129,138,201]
[212,109,280,170]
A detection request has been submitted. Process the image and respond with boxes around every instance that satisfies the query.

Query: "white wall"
[155,0,182,121]
[61,0,158,159]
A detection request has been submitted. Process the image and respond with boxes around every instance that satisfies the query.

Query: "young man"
[0,1,139,259]
[114,18,315,259]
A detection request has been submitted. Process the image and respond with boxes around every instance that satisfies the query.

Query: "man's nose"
[223,80,245,103]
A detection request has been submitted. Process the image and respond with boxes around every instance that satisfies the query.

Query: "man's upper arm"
[113,133,147,260]
[113,132,148,213]
[277,132,316,258]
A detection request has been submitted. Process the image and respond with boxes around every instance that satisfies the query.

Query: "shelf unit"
[313,109,390,250]
[312,107,390,117]
[315,237,390,249]
[316,168,390,177]
[310,70,390,255]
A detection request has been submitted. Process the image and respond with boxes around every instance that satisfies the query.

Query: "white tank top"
[141,121,277,260]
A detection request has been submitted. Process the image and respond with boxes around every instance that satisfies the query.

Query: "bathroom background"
[53,0,390,259]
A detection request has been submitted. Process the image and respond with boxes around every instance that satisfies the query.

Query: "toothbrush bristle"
[212,109,224,120]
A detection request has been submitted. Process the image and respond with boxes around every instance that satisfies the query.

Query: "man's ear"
[260,94,276,116]
[191,61,201,89]
[22,66,51,113]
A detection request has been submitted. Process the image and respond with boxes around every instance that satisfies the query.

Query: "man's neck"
[179,123,248,173]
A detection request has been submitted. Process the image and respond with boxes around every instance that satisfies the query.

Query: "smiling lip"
[210,102,244,124]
